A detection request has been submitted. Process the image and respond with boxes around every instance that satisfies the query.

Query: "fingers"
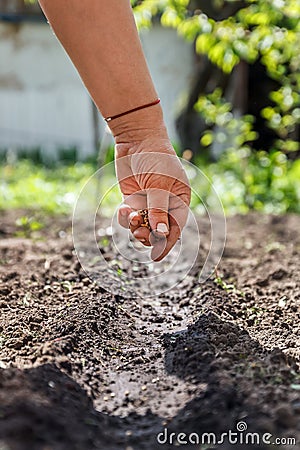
[118,195,188,257]
[150,215,181,262]
[118,185,189,258]
[118,205,142,232]
[118,191,146,230]
[118,207,142,232]
[133,227,151,246]
[169,194,189,230]
[118,205,140,229]
[118,204,151,246]
[150,200,188,261]
[147,189,170,237]
[118,204,132,228]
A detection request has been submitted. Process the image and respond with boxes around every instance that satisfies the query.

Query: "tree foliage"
[131,0,300,155]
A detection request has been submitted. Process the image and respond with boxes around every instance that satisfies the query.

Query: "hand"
[115,137,191,261]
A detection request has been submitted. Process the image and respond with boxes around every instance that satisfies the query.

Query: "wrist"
[108,102,169,145]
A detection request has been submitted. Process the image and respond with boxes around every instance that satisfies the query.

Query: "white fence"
[0,21,193,159]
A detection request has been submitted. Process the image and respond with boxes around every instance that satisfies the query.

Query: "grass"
[0,160,92,215]
[0,158,120,217]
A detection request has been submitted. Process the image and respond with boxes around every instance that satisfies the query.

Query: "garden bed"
[0,210,299,450]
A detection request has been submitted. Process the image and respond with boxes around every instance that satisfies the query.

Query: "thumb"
[147,188,169,236]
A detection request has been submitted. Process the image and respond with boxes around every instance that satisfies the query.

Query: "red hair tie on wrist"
[104,98,160,122]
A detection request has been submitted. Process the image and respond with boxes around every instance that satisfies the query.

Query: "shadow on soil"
[0,313,298,450]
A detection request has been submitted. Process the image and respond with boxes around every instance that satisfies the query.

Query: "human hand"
[115,137,191,261]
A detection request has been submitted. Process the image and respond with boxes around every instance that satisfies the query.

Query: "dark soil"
[0,210,299,450]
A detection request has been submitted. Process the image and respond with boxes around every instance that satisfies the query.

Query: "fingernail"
[130,217,139,226]
[140,238,146,243]
[120,209,127,216]
[156,223,168,234]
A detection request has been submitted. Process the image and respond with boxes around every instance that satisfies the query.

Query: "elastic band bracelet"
[104,98,160,123]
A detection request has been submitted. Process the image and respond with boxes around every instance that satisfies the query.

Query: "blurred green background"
[0,0,299,218]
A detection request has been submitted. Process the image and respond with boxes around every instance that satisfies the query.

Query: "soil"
[0,210,299,450]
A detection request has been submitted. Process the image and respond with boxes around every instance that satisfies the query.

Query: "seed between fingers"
[137,209,151,230]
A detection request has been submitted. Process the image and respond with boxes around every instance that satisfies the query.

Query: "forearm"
[38,0,168,143]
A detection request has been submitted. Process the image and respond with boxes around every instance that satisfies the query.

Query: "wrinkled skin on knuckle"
[148,208,168,224]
